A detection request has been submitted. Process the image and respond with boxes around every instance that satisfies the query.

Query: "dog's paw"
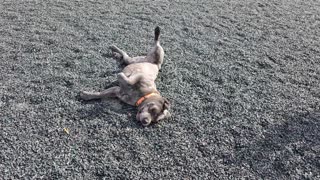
[109,45,119,52]
[79,91,92,101]
[112,52,122,60]
[117,72,126,80]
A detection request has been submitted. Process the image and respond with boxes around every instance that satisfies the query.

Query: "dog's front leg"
[118,72,142,86]
[80,86,120,101]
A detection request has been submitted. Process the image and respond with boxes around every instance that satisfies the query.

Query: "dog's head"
[136,97,171,126]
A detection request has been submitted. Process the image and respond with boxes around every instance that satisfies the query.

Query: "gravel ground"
[1,0,320,179]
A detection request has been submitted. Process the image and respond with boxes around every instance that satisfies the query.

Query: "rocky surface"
[0,0,319,179]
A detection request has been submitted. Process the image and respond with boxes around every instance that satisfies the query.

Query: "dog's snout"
[141,118,151,126]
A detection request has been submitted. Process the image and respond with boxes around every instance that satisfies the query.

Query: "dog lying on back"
[80,27,170,126]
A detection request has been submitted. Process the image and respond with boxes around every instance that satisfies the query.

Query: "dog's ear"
[163,98,170,110]
[155,109,171,122]
[155,98,171,122]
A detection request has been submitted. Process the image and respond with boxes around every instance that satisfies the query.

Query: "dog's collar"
[135,92,159,106]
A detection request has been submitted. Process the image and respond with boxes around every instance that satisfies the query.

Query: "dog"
[80,27,171,126]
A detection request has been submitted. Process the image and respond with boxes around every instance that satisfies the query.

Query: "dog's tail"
[154,26,160,42]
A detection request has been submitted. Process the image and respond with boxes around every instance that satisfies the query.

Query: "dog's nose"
[141,118,151,126]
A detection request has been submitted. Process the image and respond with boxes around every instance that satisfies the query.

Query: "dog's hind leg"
[110,45,147,65]
[146,26,164,69]
[110,45,131,63]
[118,72,143,86]
[80,86,120,101]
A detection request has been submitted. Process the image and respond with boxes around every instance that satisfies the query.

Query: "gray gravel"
[1,0,320,179]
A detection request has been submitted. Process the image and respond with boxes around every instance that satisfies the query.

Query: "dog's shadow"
[77,81,145,128]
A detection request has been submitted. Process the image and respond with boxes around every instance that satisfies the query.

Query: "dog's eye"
[150,107,157,115]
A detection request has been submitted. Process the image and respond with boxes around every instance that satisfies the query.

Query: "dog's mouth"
[137,111,153,126]
[141,118,151,126]
[137,102,162,126]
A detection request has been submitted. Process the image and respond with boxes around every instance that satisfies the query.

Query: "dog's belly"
[118,84,141,105]
[119,62,159,105]
[122,62,158,77]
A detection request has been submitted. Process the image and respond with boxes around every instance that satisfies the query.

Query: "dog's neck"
[136,92,162,107]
